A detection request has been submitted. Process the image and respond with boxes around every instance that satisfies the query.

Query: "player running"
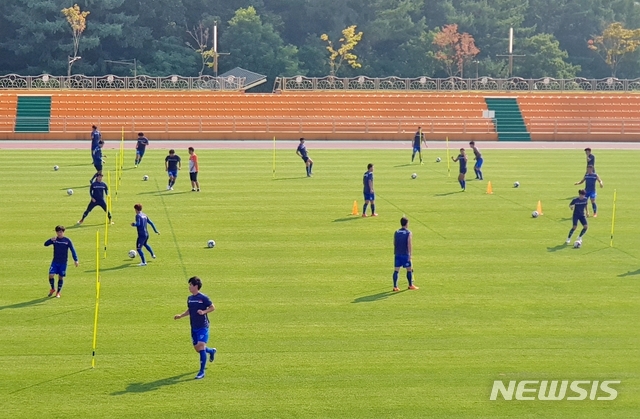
[135,132,149,167]
[174,276,217,380]
[362,163,377,217]
[566,189,589,245]
[78,173,112,225]
[131,203,159,266]
[44,225,79,298]
[469,141,483,180]
[165,149,181,190]
[393,217,418,291]
[296,138,314,177]
[452,148,467,191]
[575,165,603,217]
[411,127,427,164]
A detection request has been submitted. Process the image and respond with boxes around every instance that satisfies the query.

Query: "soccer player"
[90,140,104,183]
[411,127,427,164]
[575,165,603,217]
[78,173,112,224]
[174,276,217,380]
[90,125,101,160]
[362,163,377,217]
[131,203,159,266]
[566,189,588,245]
[44,225,79,298]
[296,138,314,177]
[393,217,418,291]
[469,141,483,180]
[452,148,467,191]
[165,149,181,190]
[188,147,200,191]
[584,147,595,171]
[134,132,149,167]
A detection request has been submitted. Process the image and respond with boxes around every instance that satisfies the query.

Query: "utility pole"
[496,28,525,77]
[212,22,229,77]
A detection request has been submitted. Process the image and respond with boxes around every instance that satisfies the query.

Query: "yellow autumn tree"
[588,22,640,77]
[61,4,90,76]
[320,25,363,77]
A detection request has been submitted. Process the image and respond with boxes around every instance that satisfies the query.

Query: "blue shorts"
[460,168,467,174]
[191,327,209,345]
[49,262,67,277]
[585,191,596,200]
[136,149,145,158]
[301,156,309,163]
[573,215,587,226]
[413,146,421,153]
[136,235,149,249]
[364,192,375,201]
[93,162,103,171]
[394,255,412,269]
[168,170,178,178]
[475,158,483,168]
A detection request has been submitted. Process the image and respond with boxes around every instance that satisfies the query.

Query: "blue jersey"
[165,154,181,171]
[187,292,213,329]
[571,197,588,217]
[92,145,102,164]
[90,181,108,201]
[91,130,101,150]
[133,212,158,237]
[394,228,411,255]
[45,237,78,264]
[136,137,149,151]
[297,143,308,158]
[584,173,598,192]
[457,154,467,171]
[363,171,374,193]
[587,154,595,169]
[413,131,423,148]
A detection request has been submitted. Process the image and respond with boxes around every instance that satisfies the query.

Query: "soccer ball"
[513,181,520,188]
[532,210,539,218]
[411,173,417,179]
[436,157,441,162]
[54,165,59,171]
[128,250,137,258]
[143,175,149,181]
[67,189,73,195]
[573,240,582,249]
[207,240,216,248]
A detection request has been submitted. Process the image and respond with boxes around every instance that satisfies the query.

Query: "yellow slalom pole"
[446,136,451,177]
[272,136,276,178]
[92,231,101,368]
[610,189,617,247]
[114,151,119,201]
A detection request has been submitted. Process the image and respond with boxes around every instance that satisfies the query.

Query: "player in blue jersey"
[78,173,112,225]
[174,276,217,380]
[393,217,418,291]
[584,148,595,172]
[90,125,101,160]
[90,140,104,183]
[452,148,467,191]
[469,141,483,180]
[575,165,603,217]
[362,163,377,217]
[44,225,79,298]
[131,203,159,266]
[134,132,149,167]
[165,149,181,190]
[411,127,427,164]
[296,138,314,177]
[566,189,588,245]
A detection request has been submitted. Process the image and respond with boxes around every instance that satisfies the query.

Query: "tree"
[433,24,479,77]
[514,33,580,78]
[61,4,90,77]
[320,25,363,76]
[186,22,213,76]
[588,22,640,77]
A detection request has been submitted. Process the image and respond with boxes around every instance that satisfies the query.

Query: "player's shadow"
[273,176,308,181]
[59,185,89,190]
[110,372,193,395]
[333,216,360,222]
[84,263,132,273]
[352,290,402,303]
[547,244,569,252]
[137,190,190,196]
[618,269,640,278]
[0,297,49,311]
[558,217,572,222]
[393,163,413,167]
[434,192,458,197]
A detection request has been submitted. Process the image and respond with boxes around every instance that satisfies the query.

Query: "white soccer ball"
[207,240,216,248]
[411,173,417,179]
[54,165,59,171]
[436,157,441,162]
[128,250,137,258]
[143,175,149,181]
[67,189,73,195]
[513,181,520,188]
[573,240,582,249]
[532,210,539,218]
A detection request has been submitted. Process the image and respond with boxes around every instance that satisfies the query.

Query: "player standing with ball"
[566,190,588,246]
[131,203,159,266]
[44,225,78,298]
[165,149,181,190]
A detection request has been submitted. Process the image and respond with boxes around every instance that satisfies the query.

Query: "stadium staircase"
[484,97,530,141]
[14,95,51,133]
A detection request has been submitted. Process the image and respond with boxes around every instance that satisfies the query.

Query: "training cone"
[351,200,359,216]
[536,200,543,215]
[486,181,493,194]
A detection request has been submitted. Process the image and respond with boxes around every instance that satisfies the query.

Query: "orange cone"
[486,181,493,194]
[351,200,359,216]
[536,200,543,215]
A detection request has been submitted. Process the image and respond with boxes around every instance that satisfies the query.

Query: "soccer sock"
[371,204,375,214]
[57,279,64,292]
[309,163,313,173]
[144,244,154,255]
[407,271,413,286]
[461,180,466,189]
[568,228,576,239]
[478,170,483,180]
[198,350,207,373]
[363,203,368,214]
[592,203,597,213]
[138,248,146,263]
[579,228,587,238]
[411,152,415,162]
[392,271,398,288]
[108,211,112,220]
[459,180,463,188]
[419,152,423,162]
[49,278,55,289]
[306,165,310,176]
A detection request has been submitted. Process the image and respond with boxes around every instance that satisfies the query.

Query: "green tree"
[514,33,580,78]
[589,22,640,77]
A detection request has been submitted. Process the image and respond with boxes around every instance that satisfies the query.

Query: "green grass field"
[0,147,638,418]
